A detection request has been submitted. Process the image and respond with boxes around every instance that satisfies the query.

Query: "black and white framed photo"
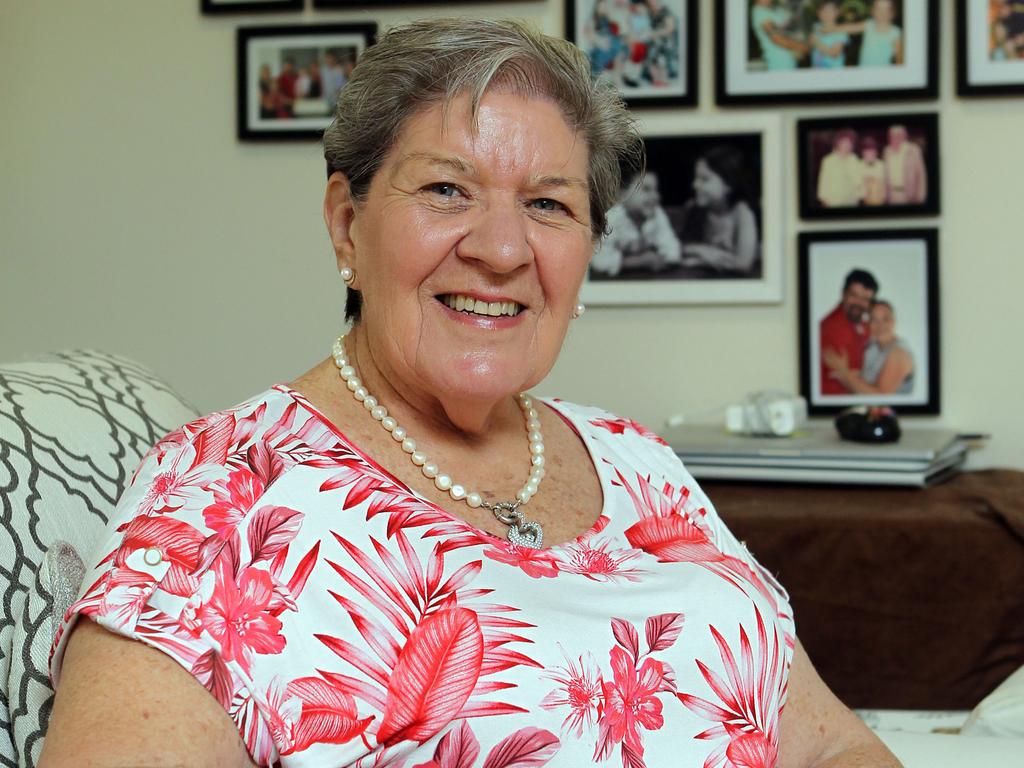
[582,114,782,305]
[566,0,698,106]
[799,229,940,415]
[202,0,302,13]
[237,23,376,141]
[716,0,938,105]
[957,0,1024,95]
[797,112,939,220]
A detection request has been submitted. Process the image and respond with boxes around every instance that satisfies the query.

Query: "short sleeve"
[681,466,797,652]
[48,410,281,766]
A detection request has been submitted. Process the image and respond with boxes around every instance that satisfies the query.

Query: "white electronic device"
[725,392,808,437]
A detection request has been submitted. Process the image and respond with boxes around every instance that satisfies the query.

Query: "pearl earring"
[572,302,586,319]
[340,266,355,285]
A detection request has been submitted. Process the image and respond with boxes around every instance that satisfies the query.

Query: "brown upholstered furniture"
[706,470,1024,710]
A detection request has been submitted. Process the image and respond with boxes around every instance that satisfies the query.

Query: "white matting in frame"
[582,113,783,306]
[959,0,1024,91]
[721,0,934,101]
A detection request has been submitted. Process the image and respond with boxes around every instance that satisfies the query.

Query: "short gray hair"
[322,18,642,320]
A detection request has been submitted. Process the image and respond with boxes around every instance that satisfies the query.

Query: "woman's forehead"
[385,93,588,179]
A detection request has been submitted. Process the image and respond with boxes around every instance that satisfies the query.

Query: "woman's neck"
[344,325,522,441]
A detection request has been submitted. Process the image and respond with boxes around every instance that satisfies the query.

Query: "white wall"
[1,0,1020,469]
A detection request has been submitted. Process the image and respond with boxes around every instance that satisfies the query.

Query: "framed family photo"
[237,23,377,141]
[566,0,698,106]
[797,112,939,219]
[957,0,1024,95]
[798,229,940,415]
[716,0,939,105]
[202,0,301,13]
[581,113,783,306]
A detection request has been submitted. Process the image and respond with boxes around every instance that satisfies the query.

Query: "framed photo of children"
[797,112,939,220]
[566,0,698,106]
[956,0,1024,95]
[237,23,377,141]
[716,0,939,105]
[798,229,940,415]
[581,113,783,305]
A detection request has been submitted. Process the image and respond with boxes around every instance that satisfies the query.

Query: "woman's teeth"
[442,294,522,317]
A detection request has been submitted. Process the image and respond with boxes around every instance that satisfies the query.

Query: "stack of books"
[666,424,967,487]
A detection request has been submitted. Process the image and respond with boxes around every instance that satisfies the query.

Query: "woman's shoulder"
[543,397,673,452]
[145,385,302,463]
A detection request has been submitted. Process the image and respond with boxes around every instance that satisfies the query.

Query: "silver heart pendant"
[507,520,544,549]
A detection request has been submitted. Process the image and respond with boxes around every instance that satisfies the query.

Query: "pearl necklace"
[331,335,547,549]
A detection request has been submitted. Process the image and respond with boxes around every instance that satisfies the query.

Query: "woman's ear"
[324,171,359,275]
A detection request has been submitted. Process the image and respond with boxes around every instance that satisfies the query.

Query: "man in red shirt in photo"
[819,269,878,395]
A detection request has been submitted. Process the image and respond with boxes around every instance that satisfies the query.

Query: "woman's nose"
[456,202,533,273]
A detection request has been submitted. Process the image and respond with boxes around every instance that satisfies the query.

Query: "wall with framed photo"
[716,0,938,105]
[565,0,698,107]
[236,23,377,141]
[797,112,939,219]
[957,0,1024,96]
[581,113,783,306]
[798,229,940,415]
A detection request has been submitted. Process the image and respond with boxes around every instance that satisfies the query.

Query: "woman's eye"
[427,183,460,198]
[531,198,566,213]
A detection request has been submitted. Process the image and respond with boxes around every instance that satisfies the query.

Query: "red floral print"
[539,651,603,737]
[561,538,645,583]
[544,615,684,768]
[203,467,266,534]
[676,608,787,768]
[53,390,795,767]
[197,559,286,671]
[589,417,669,446]
[484,542,562,579]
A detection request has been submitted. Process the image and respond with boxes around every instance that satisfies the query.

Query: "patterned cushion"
[0,350,198,767]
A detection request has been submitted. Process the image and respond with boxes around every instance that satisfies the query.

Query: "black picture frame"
[956,0,1024,96]
[798,229,940,416]
[202,0,302,14]
[716,0,939,106]
[797,112,939,220]
[237,23,377,142]
[565,0,698,107]
[312,0,487,5]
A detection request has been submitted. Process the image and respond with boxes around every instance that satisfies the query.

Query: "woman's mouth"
[439,293,524,318]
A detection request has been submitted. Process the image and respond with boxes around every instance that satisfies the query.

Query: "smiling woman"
[41,17,900,768]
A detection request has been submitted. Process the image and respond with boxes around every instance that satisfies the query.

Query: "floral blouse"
[51,386,795,768]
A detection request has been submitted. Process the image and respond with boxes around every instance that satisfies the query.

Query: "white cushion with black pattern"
[0,350,197,768]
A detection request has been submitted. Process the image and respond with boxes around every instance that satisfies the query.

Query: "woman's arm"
[680,203,758,273]
[823,346,911,395]
[778,640,902,767]
[40,619,257,768]
[872,346,913,394]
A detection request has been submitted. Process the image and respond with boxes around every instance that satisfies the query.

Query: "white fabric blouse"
[51,386,795,768]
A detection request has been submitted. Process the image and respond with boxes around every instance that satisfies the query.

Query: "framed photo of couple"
[798,229,940,415]
[797,112,939,219]
[716,0,939,105]
[581,113,783,306]
[957,0,1024,96]
[566,0,699,106]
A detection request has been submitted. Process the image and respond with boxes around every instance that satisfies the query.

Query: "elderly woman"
[41,18,900,768]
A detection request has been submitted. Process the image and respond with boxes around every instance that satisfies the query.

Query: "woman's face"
[329,91,593,407]
[869,303,895,341]
[692,159,730,207]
